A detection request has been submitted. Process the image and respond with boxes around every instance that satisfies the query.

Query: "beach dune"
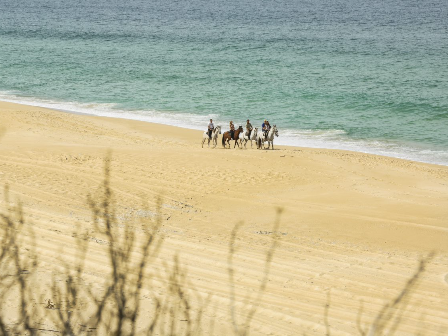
[0,101,447,335]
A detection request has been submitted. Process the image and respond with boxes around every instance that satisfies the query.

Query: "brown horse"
[222,126,244,148]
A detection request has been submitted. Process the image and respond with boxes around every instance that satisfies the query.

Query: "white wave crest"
[1,91,447,166]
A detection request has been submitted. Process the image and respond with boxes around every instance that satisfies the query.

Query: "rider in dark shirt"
[230,121,235,139]
[262,120,271,139]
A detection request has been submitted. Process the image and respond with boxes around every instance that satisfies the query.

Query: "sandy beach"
[0,101,447,335]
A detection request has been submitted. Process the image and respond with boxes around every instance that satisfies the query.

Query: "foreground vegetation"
[0,158,435,335]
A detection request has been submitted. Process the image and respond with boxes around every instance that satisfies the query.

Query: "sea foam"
[1,92,447,166]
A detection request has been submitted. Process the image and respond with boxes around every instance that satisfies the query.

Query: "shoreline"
[1,100,447,334]
[1,99,447,249]
[1,95,447,167]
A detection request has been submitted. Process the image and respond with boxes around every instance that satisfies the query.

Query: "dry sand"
[0,101,447,335]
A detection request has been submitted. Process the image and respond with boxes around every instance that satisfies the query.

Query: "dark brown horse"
[222,126,244,148]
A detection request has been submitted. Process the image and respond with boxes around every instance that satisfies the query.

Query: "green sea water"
[1,0,447,164]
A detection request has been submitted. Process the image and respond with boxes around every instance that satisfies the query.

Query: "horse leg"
[202,138,205,148]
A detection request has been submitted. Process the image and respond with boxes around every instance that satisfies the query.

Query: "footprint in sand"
[444,273,448,285]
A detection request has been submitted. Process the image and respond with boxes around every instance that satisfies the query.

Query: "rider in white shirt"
[207,119,214,139]
[246,119,253,139]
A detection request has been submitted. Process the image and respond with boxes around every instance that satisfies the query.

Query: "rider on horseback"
[207,119,214,139]
[262,120,271,139]
[229,121,235,140]
[246,119,253,139]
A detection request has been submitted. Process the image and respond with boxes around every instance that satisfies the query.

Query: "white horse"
[257,125,278,150]
[239,127,258,148]
[202,126,221,148]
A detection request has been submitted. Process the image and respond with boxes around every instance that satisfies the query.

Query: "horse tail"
[222,134,225,147]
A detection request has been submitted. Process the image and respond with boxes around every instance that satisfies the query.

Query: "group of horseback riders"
[207,118,272,140]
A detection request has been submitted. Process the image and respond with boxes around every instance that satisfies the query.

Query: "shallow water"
[1,0,447,165]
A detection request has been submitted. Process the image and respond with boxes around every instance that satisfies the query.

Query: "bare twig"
[367,253,435,336]
[228,208,282,336]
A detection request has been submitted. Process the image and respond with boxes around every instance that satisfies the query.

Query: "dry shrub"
[0,157,205,335]
[0,185,41,335]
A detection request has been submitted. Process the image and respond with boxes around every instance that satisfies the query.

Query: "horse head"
[238,126,243,131]
[216,125,222,134]
[273,125,279,137]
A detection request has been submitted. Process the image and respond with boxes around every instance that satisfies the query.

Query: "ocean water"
[1,0,447,165]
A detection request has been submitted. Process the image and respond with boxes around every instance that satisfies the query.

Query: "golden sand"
[0,101,447,335]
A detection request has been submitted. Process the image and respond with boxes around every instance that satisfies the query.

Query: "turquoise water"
[1,0,447,165]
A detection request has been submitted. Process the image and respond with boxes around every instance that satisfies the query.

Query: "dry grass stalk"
[228,208,282,336]
[365,253,435,336]
[0,185,41,335]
